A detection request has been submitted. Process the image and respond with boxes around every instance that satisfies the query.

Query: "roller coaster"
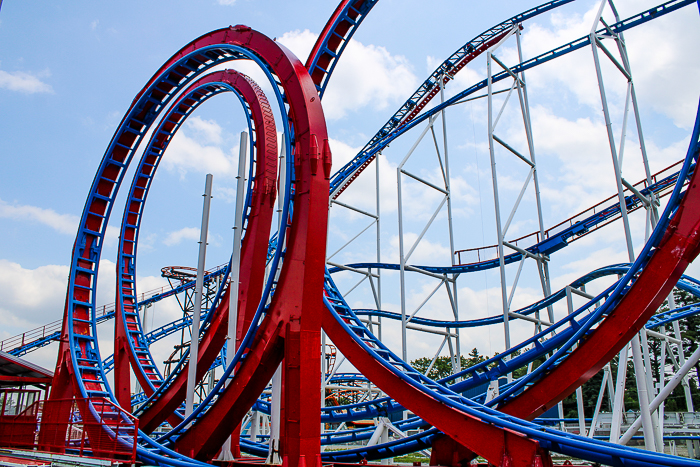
[2,0,700,466]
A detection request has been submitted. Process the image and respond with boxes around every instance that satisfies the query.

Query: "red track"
[129,69,278,434]
[154,27,333,465]
[34,2,700,466]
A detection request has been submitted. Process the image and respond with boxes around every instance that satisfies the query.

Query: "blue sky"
[0,0,699,372]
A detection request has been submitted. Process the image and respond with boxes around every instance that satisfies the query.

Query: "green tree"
[562,287,700,418]
[410,348,487,380]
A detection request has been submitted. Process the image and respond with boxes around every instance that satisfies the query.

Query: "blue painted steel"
[329,164,690,276]
[306,99,700,463]
[139,266,228,308]
[646,303,700,330]
[306,0,379,97]
[9,157,685,361]
[172,3,691,465]
[8,332,61,357]
[131,44,299,447]
[330,0,576,197]
[157,4,687,457]
[64,45,252,407]
[61,37,299,466]
[115,76,260,395]
[52,1,698,465]
[133,65,295,424]
[329,0,694,197]
[353,272,700,330]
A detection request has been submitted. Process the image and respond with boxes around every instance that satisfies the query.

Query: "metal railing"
[0,397,137,463]
[455,160,684,266]
[0,262,229,354]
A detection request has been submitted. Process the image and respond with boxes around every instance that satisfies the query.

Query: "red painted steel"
[305,0,366,88]
[331,31,509,200]
[500,162,700,420]
[159,27,331,467]
[34,398,137,462]
[33,0,700,464]
[429,159,700,461]
[321,307,551,467]
[122,69,278,433]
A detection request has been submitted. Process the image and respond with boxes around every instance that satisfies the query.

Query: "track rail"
[331,161,690,276]
[329,0,575,198]
[34,0,700,465]
[305,0,379,97]
[331,0,695,200]
[115,69,277,429]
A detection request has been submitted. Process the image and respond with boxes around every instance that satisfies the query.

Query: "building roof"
[0,351,53,387]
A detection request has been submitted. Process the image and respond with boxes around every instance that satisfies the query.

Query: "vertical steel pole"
[395,119,437,362]
[566,287,587,437]
[606,2,663,447]
[607,1,653,186]
[609,343,629,443]
[266,365,283,464]
[516,29,554,323]
[185,173,213,419]
[376,151,382,341]
[631,334,657,451]
[669,292,695,411]
[221,132,248,460]
[658,325,667,449]
[487,51,511,351]
[439,72,461,372]
[590,30,635,261]
[669,291,695,456]
[228,131,248,367]
[640,329,663,450]
[397,164,408,361]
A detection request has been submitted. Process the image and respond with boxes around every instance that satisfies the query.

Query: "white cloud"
[0,256,184,371]
[518,0,700,128]
[387,233,451,266]
[623,8,700,129]
[164,123,237,178]
[278,30,418,120]
[329,138,398,214]
[518,6,603,109]
[0,199,77,235]
[276,29,317,63]
[90,20,99,31]
[0,198,120,246]
[0,260,68,326]
[217,0,236,4]
[163,227,200,246]
[0,67,53,94]
[187,116,223,145]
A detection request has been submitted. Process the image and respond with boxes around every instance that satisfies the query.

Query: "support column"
[185,173,213,419]
[439,72,461,372]
[486,50,510,351]
[220,131,249,461]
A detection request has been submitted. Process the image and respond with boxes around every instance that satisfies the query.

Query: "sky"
[0,0,699,377]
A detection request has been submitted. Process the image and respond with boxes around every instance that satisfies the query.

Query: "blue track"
[46,0,700,464]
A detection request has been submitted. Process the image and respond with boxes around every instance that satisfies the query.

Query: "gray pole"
[487,51,511,351]
[221,132,248,461]
[375,152,382,342]
[185,173,214,419]
[227,131,248,368]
